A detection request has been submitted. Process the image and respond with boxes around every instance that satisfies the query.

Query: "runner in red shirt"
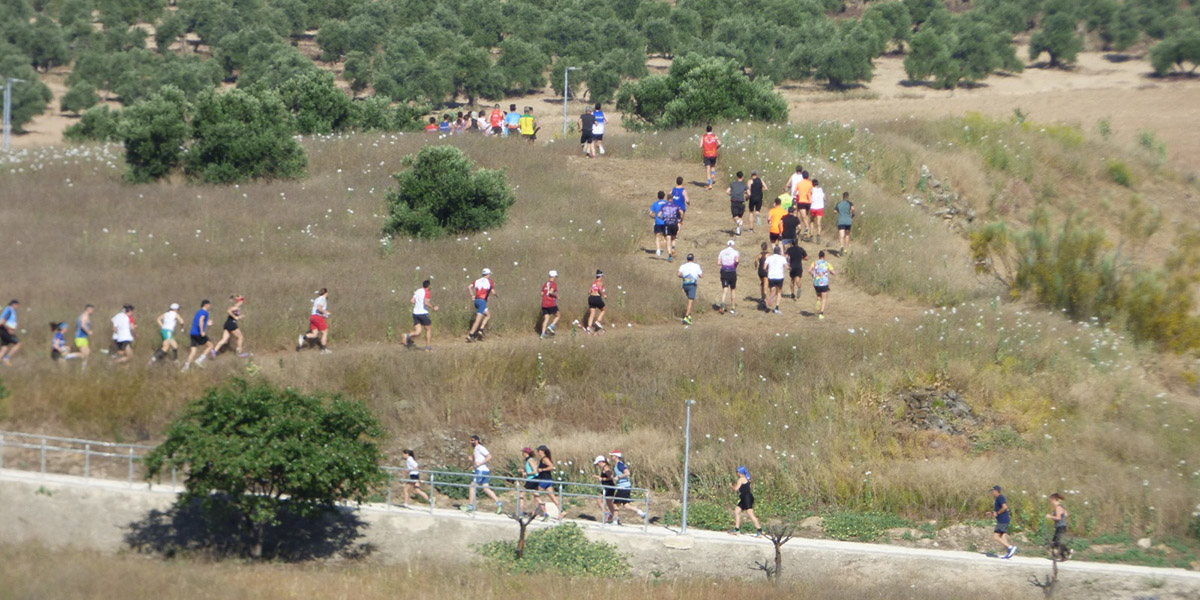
[701,125,721,189]
[540,271,560,339]
[424,117,438,132]
[585,270,607,334]
[488,104,504,135]
[467,268,495,342]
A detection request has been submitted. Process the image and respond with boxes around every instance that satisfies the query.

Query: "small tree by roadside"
[144,378,386,559]
[752,522,795,584]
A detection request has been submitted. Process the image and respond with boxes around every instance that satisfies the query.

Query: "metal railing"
[0,430,165,486]
[382,468,652,531]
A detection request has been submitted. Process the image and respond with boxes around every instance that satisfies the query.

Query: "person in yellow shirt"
[518,107,538,142]
[767,197,788,253]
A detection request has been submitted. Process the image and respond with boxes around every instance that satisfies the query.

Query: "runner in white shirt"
[465,435,503,513]
[764,248,789,314]
[786,165,805,197]
[111,305,135,364]
[401,449,431,506]
[717,240,740,314]
[150,303,182,365]
[809,179,826,243]
[677,253,704,325]
[403,280,438,351]
[298,288,331,353]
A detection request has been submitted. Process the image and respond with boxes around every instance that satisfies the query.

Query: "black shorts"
[703,156,717,167]
[737,493,754,511]
[580,132,593,144]
[720,270,737,289]
[541,306,558,316]
[614,488,631,504]
[769,233,781,242]
[768,278,784,289]
[790,269,805,279]
[757,269,768,279]
[0,328,18,346]
[189,334,209,347]
[665,224,679,237]
[654,223,666,235]
[113,340,131,351]
[814,285,830,294]
[731,203,745,218]
[51,349,63,360]
[748,197,763,212]
[413,314,432,326]
[524,480,539,490]
[796,202,811,213]
[994,522,1009,534]
[223,318,238,332]
[592,133,604,141]
[603,486,616,498]
[588,296,605,309]
[838,224,851,231]
[409,473,419,481]
[491,126,502,135]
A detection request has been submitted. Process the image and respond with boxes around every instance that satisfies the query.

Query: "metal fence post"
[40,437,46,477]
[171,467,177,490]
[429,472,436,514]
[643,492,650,532]
[0,433,5,471]
[84,443,91,480]
[127,446,134,485]
[386,470,393,510]
[557,481,564,523]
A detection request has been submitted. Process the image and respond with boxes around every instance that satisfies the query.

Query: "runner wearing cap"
[593,455,616,525]
[677,253,703,325]
[586,270,607,334]
[150,303,183,364]
[540,271,560,339]
[298,288,331,353]
[986,485,1018,559]
[731,466,763,537]
[466,269,495,342]
[211,295,248,358]
[717,240,740,314]
[403,280,438,351]
[610,451,647,524]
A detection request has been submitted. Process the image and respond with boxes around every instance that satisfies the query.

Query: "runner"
[986,485,1018,559]
[835,191,856,255]
[809,251,836,319]
[610,450,647,524]
[518,447,544,517]
[650,191,668,257]
[785,165,805,199]
[727,170,749,236]
[464,435,503,514]
[670,176,690,216]
[730,466,763,537]
[1045,492,1071,561]
[50,322,80,364]
[593,455,616,526]
[578,109,596,158]
[504,103,521,137]
[299,288,331,353]
[786,240,809,301]
[677,253,703,325]
[182,299,213,371]
[586,270,607,334]
[747,170,766,232]
[466,268,495,342]
[403,280,438,351]
[701,125,720,189]
[764,247,788,314]
[518,107,538,143]
[210,295,248,358]
[658,193,683,262]
[540,271,560,339]
[74,304,93,368]
[767,197,787,252]
[591,103,607,156]
[488,103,505,135]
[810,178,826,244]
[110,304,135,364]
[0,299,20,366]
[150,303,182,365]
[755,242,770,305]
[401,449,432,507]
[717,240,740,314]
[780,205,801,250]
[535,445,561,520]
[794,170,814,238]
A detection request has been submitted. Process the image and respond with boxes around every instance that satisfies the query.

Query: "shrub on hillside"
[60,82,100,115]
[117,86,190,183]
[186,88,307,184]
[0,53,52,133]
[478,524,628,576]
[616,53,787,128]
[383,145,515,239]
[63,105,122,142]
[276,71,352,135]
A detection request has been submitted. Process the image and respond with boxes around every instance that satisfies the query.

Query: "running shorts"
[309,314,328,332]
[614,488,632,504]
[703,156,717,167]
[838,224,851,231]
[413,314,432,326]
[190,334,208,347]
[790,268,805,279]
[720,270,737,289]
[665,224,679,237]
[0,329,17,346]
[654,223,666,235]
[731,202,745,218]
[160,329,173,342]
[768,278,784,289]
[769,233,781,243]
[75,337,89,349]
[473,299,488,315]
[682,283,698,300]
[814,285,831,294]
[541,306,558,316]
[748,197,763,213]
[113,340,131,351]
[795,202,811,213]
[223,318,238,332]
[580,132,593,144]
[588,296,606,309]
[811,208,825,217]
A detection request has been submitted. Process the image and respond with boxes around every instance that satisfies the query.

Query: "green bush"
[1106,159,1134,187]
[63,105,122,142]
[822,511,912,542]
[347,96,393,131]
[60,82,99,115]
[478,523,628,576]
[1151,28,1200,76]
[118,86,190,183]
[276,71,352,135]
[1029,12,1083,67]
[616,53,787,128]
[186,88,306,184]
[0,54,52,133]
[383,145,515,239]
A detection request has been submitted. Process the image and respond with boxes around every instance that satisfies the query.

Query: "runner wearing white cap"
[150,303,182,364]
[467,268,495,342]
[540,270,560,338]
[717,240,740,315]
[593,455,616,525]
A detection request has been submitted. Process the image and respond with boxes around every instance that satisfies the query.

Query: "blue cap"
[737,466,751,481]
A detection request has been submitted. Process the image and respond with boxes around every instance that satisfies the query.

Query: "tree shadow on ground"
[124,496,374,561]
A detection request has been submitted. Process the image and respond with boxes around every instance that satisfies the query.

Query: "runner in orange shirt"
[701,125,720,189]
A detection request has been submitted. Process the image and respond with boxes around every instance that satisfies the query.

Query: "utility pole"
[562,66,579,136]
[681,399,696,534]
[2,78,25,153]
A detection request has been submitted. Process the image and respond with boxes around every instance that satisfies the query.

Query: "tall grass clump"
[478,524,627,576]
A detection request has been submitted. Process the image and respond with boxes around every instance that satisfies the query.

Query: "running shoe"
[819,313,825,320]
[238,352,250,358]
[773,308,781,314]
[682,316,693,325]
[296,335,304,351]
[496,502,504,514]
[735,226,741,236]
[656,250,662,256]
[320,349,332,355]
[1003,546,1017,559]
[667,255,674,263]
[423,346,432,352]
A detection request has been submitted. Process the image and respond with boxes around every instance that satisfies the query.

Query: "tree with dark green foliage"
[343,50,372,97]
[863,2,913,53]
[496,37,548,94]
[154,11,188,53]
[643,17,678,57]
[384,145,516,239]
[585,57,622,104]
[1151,27,1200,75]
[449,42,504,106]
[0,53,53,133]
[347,95,393,130]
[372,38,452,104]
[61,82,99,114]
[64,104,122,142]
[813,26,875,88]
[236,41,319,89]
[26,17,69,72]
[118,86,190,182]
[144,378,386,559]
[186,88,307,183]
[1029,12,1082,67]
[1101,4,1142,51]
[904,0,944,29]
[276,70,352,134]
[616,53,787,128]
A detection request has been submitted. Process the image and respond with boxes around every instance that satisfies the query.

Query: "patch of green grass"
[1106,159,1134,187]
[822,511,913,542]
[477,523,628,577]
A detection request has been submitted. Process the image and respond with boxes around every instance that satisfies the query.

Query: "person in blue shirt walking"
[986,485,1018,559]
[182,299,213,371]
[592,103,607,156]
[0,299,21,365]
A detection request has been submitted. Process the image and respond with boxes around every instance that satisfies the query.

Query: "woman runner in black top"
[755,242,770,306]
[211,295,247,358]
[594,455,617,525]
[731,466,762,536]
[748,171,766,232]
